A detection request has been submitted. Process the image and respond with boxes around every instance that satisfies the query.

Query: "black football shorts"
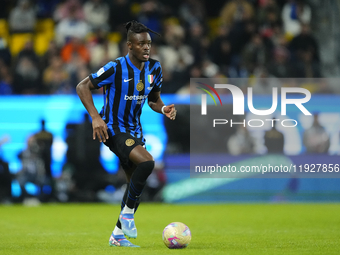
[104,132,145,170]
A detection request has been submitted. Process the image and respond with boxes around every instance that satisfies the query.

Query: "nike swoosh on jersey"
[124,78,133,82]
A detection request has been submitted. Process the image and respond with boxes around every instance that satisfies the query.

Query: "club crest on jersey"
[136,80,144,91]
[148,75,154,84]
[125,139,135,146]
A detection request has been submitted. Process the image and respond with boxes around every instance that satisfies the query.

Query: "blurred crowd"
[0,0,337,204]
[227,113,330,156]
[0,115,166,204]
[0,0,335,96]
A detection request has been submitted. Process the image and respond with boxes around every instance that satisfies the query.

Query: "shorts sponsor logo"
[125,139,135,146]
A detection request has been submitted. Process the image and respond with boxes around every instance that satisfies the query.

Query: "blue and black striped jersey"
[89,54,163,140]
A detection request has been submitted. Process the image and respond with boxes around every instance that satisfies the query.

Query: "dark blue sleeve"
[89,62,116,89]
[152,63,163,92]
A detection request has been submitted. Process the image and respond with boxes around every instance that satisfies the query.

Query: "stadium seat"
[130,3,141,16]
[35,18,54,36]
[108,32,122,43]
[34,33,51,56]
[208,17,221,39]
[9,33,34,56]
[300,82,319,93]
[284,32,294,42]
[0,19,9,45]
[33,19,55,56]
[164,17,180,26]
[0,19,8,36]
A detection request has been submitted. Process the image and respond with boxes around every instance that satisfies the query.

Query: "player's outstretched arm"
[148,91,177,120]
[76,76,109,142]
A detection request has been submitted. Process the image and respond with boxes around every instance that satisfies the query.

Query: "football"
[162,222,191,249]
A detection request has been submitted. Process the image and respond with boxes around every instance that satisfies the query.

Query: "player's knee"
[138,160,155,177]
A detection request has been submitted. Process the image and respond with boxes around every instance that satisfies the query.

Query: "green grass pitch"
[0,203,339,255]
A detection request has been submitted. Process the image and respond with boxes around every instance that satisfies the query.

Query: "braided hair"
[125,20,160,40]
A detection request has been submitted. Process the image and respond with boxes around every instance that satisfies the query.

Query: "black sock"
[115,182,142,229]
[125,161,154,209]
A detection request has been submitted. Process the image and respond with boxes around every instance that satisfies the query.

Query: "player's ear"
[127,41,132,50]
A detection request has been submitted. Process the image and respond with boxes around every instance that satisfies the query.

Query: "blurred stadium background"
[0,0,340,205]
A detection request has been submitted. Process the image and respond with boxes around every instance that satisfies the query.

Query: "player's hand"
[92,116,109,142]
[164,104,177,120]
